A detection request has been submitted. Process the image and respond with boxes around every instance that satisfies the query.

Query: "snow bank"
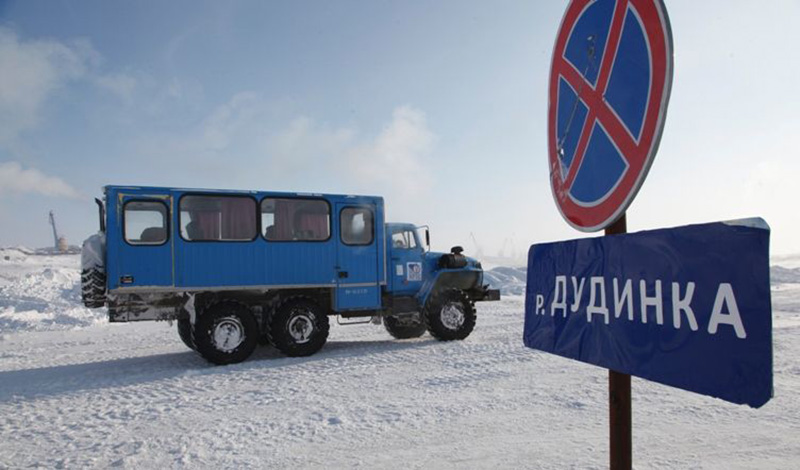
[0,249,106,333]
[483,266,527,296]
[772,253,800,269]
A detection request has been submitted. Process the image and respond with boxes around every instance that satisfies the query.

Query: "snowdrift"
[0,248,106,333]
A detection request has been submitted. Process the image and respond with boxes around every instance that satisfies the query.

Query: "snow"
[0,249,799,468]
[0,248,107,332]
[483,266,527,296]
[772,253,800,270]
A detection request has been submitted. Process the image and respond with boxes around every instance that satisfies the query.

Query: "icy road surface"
[1,251,799,468]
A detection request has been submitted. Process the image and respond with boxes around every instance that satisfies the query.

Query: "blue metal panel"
[175,240,337,288]
[105,187,122,290]
[104,186,386,306]
[569,122,628,204]
[376,203,386,287]
[335,201,382,310]
[385,223,425,296]
[415,252,444,305]
[556,78,588,172]
[108,188,174,289]
[563,0,615,87]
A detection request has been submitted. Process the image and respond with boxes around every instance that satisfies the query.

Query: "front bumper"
[468,284,501,302]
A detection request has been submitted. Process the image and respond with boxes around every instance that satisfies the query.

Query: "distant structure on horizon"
[49,211,68,253]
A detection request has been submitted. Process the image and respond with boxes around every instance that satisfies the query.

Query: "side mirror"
[425,229,430,251]
[95,198,106,232]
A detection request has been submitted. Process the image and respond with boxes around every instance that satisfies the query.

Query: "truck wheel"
[423,288,476,341]
[177,317,195,350]
[384,313,426,339]
[81,233,106,308]
[80,268,106,308]
[192,301,258,365]
[268,297,329,357]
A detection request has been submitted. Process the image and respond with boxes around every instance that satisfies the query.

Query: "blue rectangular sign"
[524,219,772,408]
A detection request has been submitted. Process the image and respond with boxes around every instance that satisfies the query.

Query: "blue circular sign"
[548,0,674,231]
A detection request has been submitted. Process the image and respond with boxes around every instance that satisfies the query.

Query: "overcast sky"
[0,0,798,258]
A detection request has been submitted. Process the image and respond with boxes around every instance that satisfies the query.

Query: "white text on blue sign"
[533,276,746,338]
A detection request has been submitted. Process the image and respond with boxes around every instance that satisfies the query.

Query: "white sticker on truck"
[407,262,422,282]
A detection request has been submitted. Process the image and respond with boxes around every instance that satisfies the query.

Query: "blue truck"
[81,185,500,364]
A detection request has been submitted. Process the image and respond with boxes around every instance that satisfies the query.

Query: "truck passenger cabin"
[82,185,499,364]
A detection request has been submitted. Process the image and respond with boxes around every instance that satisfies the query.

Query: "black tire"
[423,288,476,341]
[81,268,106,308]
[268,297,330,357]
[192,301,259,365]
[177,317,195,350]
[384,313,426,339]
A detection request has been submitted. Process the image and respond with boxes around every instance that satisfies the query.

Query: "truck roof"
[103,185,384,203]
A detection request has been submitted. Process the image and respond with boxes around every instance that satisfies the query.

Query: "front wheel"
[423,288,476,341]
[193,301,259,365]
[268,297,330,357]
[80,268,106,308]
[384,313,426,339]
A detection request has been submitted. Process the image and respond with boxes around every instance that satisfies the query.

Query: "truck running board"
[336,314,380,326]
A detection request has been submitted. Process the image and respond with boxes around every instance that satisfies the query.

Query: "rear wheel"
[268,297,329,357]
[177,317,195,350]
[423,288,476,341]
[384,313,426,339]
[192,301,258,365]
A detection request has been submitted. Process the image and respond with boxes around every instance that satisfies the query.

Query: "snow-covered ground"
[1,249,799,468]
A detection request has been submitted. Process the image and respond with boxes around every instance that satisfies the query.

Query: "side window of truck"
[124,200,168,245]
[391,230,417,249]
[179,195,257,241]
[341,207,374,245]
[261,198,331,241]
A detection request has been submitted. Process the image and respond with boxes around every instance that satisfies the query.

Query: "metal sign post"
[605,214,630,470]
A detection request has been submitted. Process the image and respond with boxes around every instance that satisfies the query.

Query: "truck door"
[114,193,174,289]
[335,203,381,310]
[388,227,424,296]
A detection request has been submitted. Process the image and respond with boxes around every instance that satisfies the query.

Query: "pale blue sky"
[1,1,798,257]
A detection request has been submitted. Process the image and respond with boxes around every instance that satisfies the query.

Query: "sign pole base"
[606,214,631,470]
[609,369,631,470]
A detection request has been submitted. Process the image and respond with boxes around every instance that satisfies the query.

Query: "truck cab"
[82,185,499,365]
